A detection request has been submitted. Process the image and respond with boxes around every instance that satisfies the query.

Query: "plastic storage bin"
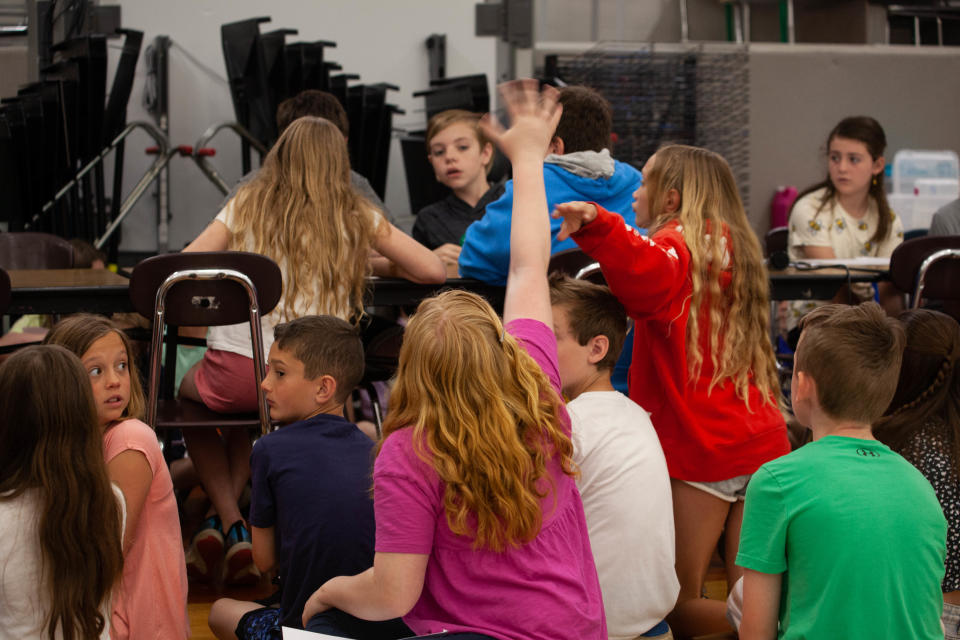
[892,150,959,195]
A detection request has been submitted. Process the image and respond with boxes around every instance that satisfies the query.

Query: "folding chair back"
[128,251,282,434]
[548,248,606,285]
[889,235,960,307]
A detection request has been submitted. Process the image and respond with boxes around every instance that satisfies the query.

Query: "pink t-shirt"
[103,419,189,640]
[374,318,606,640]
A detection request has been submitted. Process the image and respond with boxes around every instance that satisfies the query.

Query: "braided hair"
[876,309,960,474]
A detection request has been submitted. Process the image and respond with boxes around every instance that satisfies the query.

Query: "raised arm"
[479,80,562,326]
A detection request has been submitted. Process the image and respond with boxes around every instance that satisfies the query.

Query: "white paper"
[797,257,889,268]
[282,627,347,640]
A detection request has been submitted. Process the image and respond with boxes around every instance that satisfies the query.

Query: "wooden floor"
[186,563,730,639]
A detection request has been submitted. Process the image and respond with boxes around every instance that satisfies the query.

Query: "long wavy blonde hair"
[380,290,576,551]
[647,144,778,405]
[228,116,379,324]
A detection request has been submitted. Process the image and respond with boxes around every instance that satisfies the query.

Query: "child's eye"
[458,145,470,152]
[849,156,860,165]
[829,153,840,163]
[89,366,102,377]
[117,361,127,371]
[431,149,445,157]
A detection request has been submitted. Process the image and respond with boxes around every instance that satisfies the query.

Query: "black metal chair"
[889,235,960,311]
[0,232,75,270]
[0,268,11,314]
[128,252,282,435]
[548,248,606,285]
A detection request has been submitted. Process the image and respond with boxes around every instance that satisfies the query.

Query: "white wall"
[114,0,496,252]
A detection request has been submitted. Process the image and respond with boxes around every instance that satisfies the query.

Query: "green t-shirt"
[737,436,946,640]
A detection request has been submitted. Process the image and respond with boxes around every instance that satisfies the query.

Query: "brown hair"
[276,89,349,137]
[796,302,905,425]
[554,85,613,154]
[68,239,106,268]
[44,314,146,422]
[646,144,779,405]
[876,309,960,473]
[548,272,627,372]
[380,290,576,552]
[0,345,123,640]
[273,315,365,403]
[425,109,493,172]
[792,116,894,248]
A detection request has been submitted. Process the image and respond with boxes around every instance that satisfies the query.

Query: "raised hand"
[553,201,599,241]
[479,79,562,164]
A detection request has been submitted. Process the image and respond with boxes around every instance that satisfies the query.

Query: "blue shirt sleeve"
[457,180,514,285]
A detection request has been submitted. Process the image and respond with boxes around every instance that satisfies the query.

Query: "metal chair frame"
[914,248,960,309]
[145,267,271,434]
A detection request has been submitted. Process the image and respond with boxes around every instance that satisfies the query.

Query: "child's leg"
[208,599,271,640]
[666,479,736,639]
[723,500,745,588]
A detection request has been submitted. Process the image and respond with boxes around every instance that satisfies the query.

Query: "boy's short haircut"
[796,302,905,425]
[69,238,106,268]
[555,86,613,154]
[276,90,349,138]
[549,272,627,372]
[273,316,364,403]
[425,109,493,172]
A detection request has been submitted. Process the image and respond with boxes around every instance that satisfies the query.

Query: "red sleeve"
[572,205,691,319]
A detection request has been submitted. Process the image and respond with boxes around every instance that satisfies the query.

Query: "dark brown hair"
[548,273,627,372]
[0,345,123,640]
[796,302,905,425]
[554,86,613,154]
[273,315,365,403]
[792,116,894,247]
[876,309,960,473]
[44,314,146,422]
[276,89,349,137]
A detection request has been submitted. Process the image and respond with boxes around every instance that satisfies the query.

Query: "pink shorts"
[193,348,259,413]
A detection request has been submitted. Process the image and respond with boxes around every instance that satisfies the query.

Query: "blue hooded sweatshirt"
[458,151,642,285]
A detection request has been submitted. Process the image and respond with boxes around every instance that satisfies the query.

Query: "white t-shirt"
[0,485,125,640]
[206,198,382,359]
[567,391,679,639]
[787,187,904,325]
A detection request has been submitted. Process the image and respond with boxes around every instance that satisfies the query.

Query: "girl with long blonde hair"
[299,81,606,640]
[179,115,445,585]
[555,143,790,638]
[0,345,124,640]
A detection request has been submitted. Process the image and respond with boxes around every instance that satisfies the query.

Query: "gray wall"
[748,44,960,232]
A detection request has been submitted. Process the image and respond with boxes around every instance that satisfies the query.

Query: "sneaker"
[223,520,260,586]
[185,515,223,582]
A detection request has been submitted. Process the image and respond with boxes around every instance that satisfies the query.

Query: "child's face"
[828,136,883,198]
[81,332,130,428]
[261,344,322,424]
[428,122,492,196]
[632,154,655,228]
[552,304,597,399]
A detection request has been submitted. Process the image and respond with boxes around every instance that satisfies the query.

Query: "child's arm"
[301,552,429,625]
[251,525,276,573]
[107,450,153,553]
[479,80,562,326]
[554,202,690,319]
[370,222,447,283]
[183,219,230,252]
[738,568,782,640]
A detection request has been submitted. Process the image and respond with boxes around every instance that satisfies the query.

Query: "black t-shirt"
[412,182,505,250]
[249,414,376,628]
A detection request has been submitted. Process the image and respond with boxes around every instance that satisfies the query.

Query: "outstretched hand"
[553,201,599,241]
[479,79,562,163]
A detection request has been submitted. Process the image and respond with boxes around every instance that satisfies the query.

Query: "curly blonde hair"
[647,144,779,405]
[380,290,576,551]
[228,116,380,324]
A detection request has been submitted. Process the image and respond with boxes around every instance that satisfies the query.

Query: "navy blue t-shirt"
[250,414,376,628]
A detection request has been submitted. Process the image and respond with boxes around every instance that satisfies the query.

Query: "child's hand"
[554,201,599,240]
[433,243,461,267]
[479,79,562,164]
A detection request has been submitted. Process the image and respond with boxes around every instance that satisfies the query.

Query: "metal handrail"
[191,122,268,195]
[29,120,173,249]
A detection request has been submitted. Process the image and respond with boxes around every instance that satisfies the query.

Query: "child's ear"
[480,141,494,167]
[586,335,610,366]
[314,375,339,405]
[548,136,565,156]
[663,188,681,213]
